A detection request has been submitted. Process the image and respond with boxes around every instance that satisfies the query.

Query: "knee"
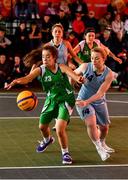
[39,124,46,131]
[100,125,108,133]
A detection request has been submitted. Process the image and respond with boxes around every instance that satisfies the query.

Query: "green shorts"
[39,98,73,125]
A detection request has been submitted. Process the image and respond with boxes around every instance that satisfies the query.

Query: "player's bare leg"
[56,119,72,164]
[85,115,110,161]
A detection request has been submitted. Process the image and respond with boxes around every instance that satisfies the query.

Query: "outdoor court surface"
[0,91,128,179]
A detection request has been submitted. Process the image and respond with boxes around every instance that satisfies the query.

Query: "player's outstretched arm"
[59,64,84,84]
[6,67,41,90]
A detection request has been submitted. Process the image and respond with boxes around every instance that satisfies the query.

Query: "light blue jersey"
[78,62,110,104]
[76,62,111,125]
[49,40,68,64]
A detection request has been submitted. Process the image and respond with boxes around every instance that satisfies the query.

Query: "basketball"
[17,90,38,111]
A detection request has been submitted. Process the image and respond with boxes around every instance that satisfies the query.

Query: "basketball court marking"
[0,95,128,104]
[0,164,128,170]
[0,115,128,120]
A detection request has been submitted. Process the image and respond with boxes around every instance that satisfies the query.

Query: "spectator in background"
[28,21,42,51]
[111,13,124,42]
[0,14,6,29]
[69,0,88,20]
[45,2,58,15]
[28,0,40,19]
[41,14,53,44]
[10,54,26,81]
[124,18,128,33]
[56,9,69,35]
[14,21,29,57]
[59,0,70,15]
[72,12,85,41]
[99,27,118,72]
[117,51,128,92]
[0,54,13,88]
[98,12,112,32]
[123,19,128,50]
[107,0,118,20]
[84,10,100,37]
[0,27,12,55]
[45,2,58,23]
[14,0,28,20]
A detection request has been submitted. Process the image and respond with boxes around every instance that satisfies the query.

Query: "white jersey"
[49,40,68,64]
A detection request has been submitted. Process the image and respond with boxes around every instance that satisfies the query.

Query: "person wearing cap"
[73,27,122,64]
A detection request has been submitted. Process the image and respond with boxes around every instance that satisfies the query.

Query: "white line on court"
[106,100,128,104]
[0,116,128,119]
[0,95,128,104]
[0,92,128,95]
[0,164,128,170]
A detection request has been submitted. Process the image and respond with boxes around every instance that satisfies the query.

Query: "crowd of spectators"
[0,0,128,91]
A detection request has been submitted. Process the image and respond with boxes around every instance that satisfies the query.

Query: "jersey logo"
[83,50,89,55]
[86,73,94,81]
[66,88,72,94]
[82,108,90,116]
[44,76,52,82]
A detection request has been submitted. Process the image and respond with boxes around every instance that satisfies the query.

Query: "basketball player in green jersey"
[6,44,84,165]
[74,27,122,64]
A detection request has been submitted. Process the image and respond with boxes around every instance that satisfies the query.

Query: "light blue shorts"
[76,102,110,126]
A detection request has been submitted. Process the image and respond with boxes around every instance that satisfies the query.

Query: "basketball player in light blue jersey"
[47,23,83,68]
[75,47,115,161]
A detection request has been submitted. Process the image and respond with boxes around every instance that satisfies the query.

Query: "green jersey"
[39,64,75,108]
[78,40,98,62]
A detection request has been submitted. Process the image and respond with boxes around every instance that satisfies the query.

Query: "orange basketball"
[17,90,38,111]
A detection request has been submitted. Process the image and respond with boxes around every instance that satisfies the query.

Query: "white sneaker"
[101,142,115,153]
[96,146,110,161]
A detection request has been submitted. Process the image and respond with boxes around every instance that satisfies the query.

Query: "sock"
[61,148,69,155]
[100,138,105,142]
[43,136,50,143]
[93,139,102,149]
[100,138,106,145]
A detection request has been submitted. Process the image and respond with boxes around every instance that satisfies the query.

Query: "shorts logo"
[82,108,90,116]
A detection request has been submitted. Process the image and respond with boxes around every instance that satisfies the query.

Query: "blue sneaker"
[62,153,72,164]
[36,137,55,153]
